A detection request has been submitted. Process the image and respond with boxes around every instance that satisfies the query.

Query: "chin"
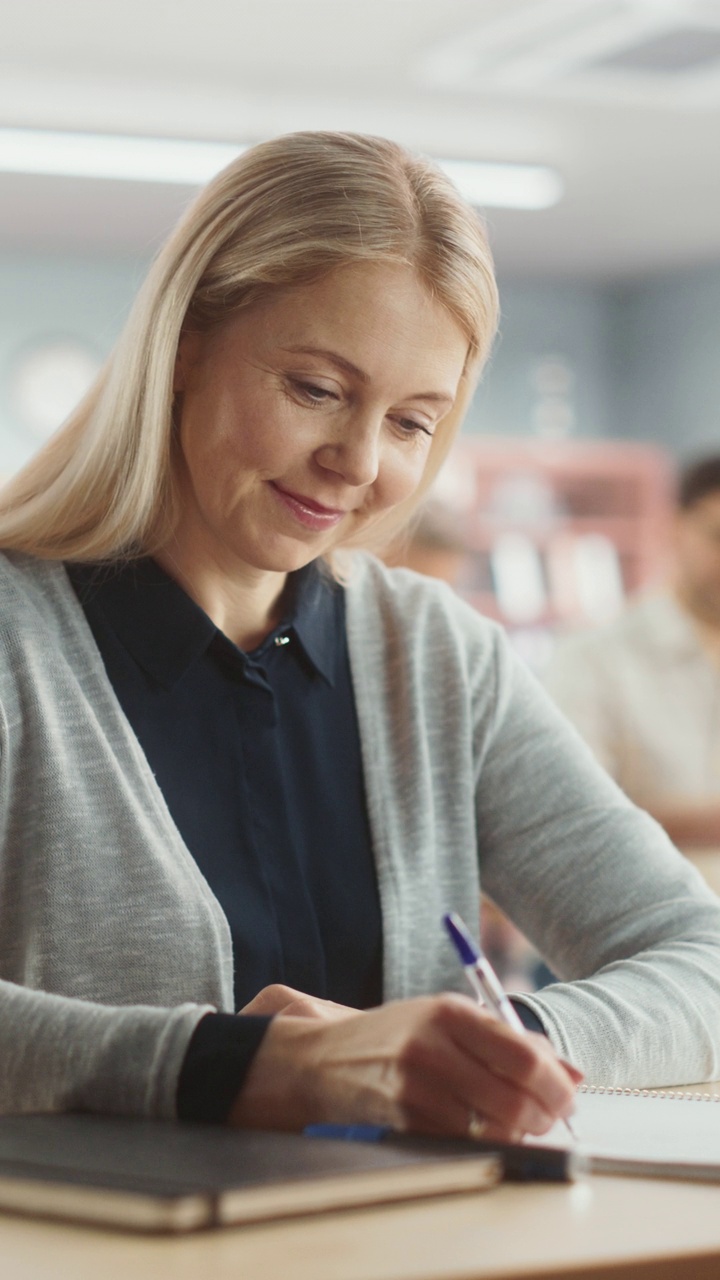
[245,544,322,574]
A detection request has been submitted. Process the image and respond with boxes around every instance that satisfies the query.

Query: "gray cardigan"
[2,549,720,1117]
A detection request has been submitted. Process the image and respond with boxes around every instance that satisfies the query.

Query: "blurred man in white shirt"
[544,454,720,889]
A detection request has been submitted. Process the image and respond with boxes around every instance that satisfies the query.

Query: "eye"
[288,378,339,404]
[392,415,434,439]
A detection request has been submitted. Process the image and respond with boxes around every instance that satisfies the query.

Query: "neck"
[153,545,288,650]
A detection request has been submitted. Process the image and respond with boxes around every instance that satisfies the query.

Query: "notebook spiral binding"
[580,1084,720,1102]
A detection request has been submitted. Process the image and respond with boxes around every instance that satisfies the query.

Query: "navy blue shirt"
[67,557,383,1120]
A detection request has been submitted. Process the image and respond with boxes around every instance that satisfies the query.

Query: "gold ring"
[468,1109,488,1140]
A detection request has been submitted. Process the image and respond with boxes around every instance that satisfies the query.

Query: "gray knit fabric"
[345,557,720,1087]
[2,549,720,1117]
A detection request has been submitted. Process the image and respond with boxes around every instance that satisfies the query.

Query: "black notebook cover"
[0,1114,502,1233]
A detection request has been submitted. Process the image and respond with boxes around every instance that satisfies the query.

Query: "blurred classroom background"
[3,0,720,988]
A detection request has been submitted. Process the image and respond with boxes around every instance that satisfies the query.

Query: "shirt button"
[274,634,290,647]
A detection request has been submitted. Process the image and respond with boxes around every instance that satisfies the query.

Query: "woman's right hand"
[228,993,581,1141]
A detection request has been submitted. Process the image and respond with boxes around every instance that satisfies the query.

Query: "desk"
[2,1170,720,1280]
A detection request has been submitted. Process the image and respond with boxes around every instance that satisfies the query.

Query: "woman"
[1,132,719,1141]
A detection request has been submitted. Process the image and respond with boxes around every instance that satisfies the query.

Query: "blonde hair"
[0,131,498,561]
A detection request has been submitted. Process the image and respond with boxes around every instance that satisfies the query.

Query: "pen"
[303,1124,579,1181]
[443,911,576,1142]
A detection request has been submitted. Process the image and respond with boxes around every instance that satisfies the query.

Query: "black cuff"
[176,1012,272,1123]
[510,999,546,1036]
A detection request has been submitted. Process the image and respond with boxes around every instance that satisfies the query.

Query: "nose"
[315,415,381,488]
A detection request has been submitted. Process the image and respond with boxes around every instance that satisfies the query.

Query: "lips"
[269,482,348,531]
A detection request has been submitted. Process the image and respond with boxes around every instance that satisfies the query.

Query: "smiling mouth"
[269,482,348,531]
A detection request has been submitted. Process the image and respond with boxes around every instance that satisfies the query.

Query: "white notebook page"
[537,1087,720,1173]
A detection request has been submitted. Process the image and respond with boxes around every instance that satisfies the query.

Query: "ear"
[173,331,203,393]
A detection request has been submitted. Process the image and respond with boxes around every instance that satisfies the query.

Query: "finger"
[463,1066,558,1136]
[413,1001,576,1130]
[560,1058,584,1084]
[438,996,577,1117]
[238,984,301,1015]
[415,1050,558,1136]
[390,1075,527,1144]
[238,984,358,1020]
[405,1109,524,1146]
[279,996,358,1021]
[386,1017,560,1136]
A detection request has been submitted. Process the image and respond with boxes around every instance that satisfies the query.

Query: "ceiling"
[3,0,720,280]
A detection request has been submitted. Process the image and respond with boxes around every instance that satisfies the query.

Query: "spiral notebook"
[537,1084,720,1182]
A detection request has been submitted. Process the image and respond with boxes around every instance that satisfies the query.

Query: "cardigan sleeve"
[0,979,214,1116]
[177,1013,271,1122]
[343,554,720,1088]
[473,628,720,1087]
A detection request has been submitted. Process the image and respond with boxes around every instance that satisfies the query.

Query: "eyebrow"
[280,346,456,406]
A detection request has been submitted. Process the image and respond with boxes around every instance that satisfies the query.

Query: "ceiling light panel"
[0,130,246,184]
[593,25,720,72]
[438,160,564,210]
[0,129,563,212]
[417,0,720,106]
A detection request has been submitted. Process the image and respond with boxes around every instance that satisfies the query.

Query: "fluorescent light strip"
[0,128,563,210]
[0,129,246,185]
[438,159,564,210]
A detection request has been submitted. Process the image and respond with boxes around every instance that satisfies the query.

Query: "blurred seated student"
[385,506,467,585]
[2,132,720,1145]
[544,454,720,888]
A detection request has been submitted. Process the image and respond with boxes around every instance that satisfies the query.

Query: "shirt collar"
[280,560,340,687]
[67,556,340,690]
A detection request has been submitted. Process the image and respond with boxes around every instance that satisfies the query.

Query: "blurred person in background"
[385,505,466,585]
[544,454,720,890]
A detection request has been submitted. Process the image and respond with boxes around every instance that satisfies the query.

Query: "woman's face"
[171,261,468,583]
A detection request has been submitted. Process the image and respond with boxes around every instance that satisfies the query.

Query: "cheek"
[179,416,253,515]
[379,444,431,505]
[181,397,265,480]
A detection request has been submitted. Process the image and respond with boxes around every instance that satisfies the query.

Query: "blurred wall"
[1,250,720,475]
[0,253,142,474]
[607,262,720,460]
[466,279,615,440]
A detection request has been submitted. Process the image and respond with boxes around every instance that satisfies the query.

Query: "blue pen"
[443,912,527,1032]
[443,911,576,1141]
[303,1122,579,1182]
